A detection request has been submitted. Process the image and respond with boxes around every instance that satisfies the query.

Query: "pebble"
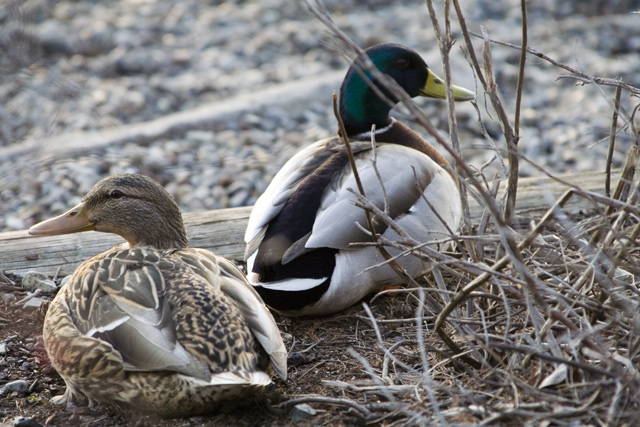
[0,1,638,233]
[22,296,49,309]
[1,293,16,303]
[59,275,72,287]
[1,380,29,395]
[21,272,59,293]
[11,417,44,427]
[291,403,317,422]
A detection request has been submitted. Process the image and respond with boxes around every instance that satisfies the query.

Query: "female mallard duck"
[244,43,474,317]
[29,174,286,417]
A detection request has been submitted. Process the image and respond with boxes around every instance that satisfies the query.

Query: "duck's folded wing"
[176,248,288,381]
[69,248,210,380]
[244,137,338,245]
[306,145,440,250]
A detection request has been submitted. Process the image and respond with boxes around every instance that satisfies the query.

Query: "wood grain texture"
[0,171,617,277]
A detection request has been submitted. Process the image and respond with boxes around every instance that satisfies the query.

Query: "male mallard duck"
[29,174,287,417]
[244,43,474,317]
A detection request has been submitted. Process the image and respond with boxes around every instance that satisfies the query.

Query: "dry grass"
[280,1,640,425]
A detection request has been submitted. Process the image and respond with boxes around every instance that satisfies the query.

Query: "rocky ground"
[2,269,443,427]
[1,0,639,426]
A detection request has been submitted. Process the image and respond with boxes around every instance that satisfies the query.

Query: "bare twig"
[606,86,622,197]
[299,2,640,425]
[424,0,476,265]
[434,188,577,332]
[277,396,374,419]
[503,0,528,222]
[468,31,640,99]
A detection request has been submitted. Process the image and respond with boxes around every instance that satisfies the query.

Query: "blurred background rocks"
[0,0,638,232]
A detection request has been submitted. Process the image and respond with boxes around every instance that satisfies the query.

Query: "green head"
[338,43,474,136]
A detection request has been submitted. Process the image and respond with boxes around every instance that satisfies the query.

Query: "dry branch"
[1,206,250,277]
[296,3,640,425]
[468,30,640,99]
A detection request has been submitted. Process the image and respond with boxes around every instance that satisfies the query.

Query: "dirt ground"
[1,270,470,427]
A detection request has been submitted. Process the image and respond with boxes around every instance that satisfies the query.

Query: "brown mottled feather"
[32,174,286,417]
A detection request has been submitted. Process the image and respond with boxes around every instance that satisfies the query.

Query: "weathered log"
[0,207,251,278]
[0,170,616,277]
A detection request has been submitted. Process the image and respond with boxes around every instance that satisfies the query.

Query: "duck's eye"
[110,190,124,199]
[396,58,410,69]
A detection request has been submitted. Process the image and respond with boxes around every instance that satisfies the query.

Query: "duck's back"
[43,246,283,416]
[244,123,461,316]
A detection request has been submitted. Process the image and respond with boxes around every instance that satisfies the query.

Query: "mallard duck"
[29,174,287,417]
[244,43,474,317]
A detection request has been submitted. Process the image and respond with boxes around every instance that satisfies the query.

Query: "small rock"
[280,332,294,345]
[2,297,17,308]
[5,215,26,230]
[229,189,250,207]
[0,342,7,355]
[22,297,49,309]
[21,272,58,293]
[287,352,310,367]
[37,20,74,54]
[59,275,72,287]
[1,380,29,395]
[11,417,44,427]
[291,403,317,422]
[186,130,216,144]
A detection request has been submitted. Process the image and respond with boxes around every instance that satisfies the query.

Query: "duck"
[244,43,474,317]
[29,173,287,417]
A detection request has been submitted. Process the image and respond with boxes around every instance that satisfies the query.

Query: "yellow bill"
[421,68,475,101]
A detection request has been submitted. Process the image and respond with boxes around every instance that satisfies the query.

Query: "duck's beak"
[29,201,95,236]
[420,68,475,101]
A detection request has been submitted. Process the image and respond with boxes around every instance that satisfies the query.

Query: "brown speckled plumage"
[31,174,286,417]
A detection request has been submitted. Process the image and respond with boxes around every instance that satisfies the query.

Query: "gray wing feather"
[307,145,438,249]
[73,249,211,381]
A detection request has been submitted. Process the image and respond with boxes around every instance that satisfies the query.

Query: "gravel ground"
[0,0,638,233]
